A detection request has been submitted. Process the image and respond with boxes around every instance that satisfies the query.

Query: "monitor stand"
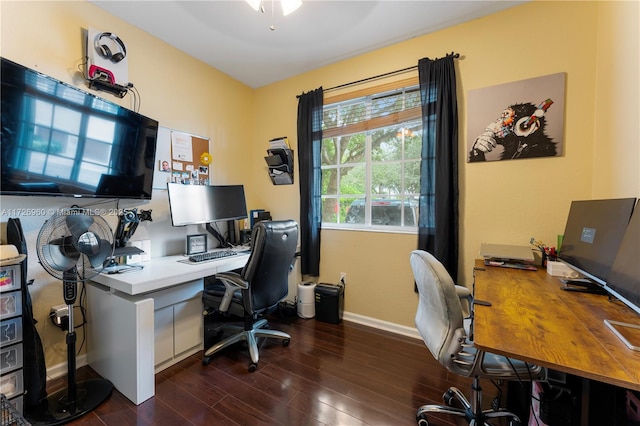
[560,278,608,295]
[227,220,237,245]
[206,223,231,248]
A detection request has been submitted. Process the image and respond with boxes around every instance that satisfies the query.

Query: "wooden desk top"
[472,259,640,391]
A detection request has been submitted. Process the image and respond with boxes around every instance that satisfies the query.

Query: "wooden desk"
[86,252,250,405]
[472,259,640,392]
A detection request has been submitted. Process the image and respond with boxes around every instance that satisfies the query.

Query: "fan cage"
[36,208,115,281]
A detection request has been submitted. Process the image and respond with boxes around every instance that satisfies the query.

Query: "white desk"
[86,252,250,405]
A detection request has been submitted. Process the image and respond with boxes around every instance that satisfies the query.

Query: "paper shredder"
[314,283,344,324]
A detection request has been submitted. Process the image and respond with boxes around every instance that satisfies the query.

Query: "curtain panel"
[418,55,459,281]
[297,87,324,276]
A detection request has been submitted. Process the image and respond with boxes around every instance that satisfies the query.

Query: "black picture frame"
[186,234,207,255]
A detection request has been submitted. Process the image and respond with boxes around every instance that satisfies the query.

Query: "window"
[320,77,426,232]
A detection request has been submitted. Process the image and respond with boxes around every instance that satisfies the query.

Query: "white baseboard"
[46,354,87,381]
[342,311,421,340]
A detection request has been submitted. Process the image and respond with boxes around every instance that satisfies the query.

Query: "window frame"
[320,76,423,234]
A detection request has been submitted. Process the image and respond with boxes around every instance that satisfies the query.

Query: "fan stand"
[33,272,113,425]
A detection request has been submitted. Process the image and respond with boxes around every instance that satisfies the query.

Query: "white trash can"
[297,282,316,318]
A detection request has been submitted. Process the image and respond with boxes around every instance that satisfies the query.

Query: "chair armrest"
[214,271,249,312]
[455,285,472,319]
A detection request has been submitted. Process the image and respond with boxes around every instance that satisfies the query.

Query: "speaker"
[95,32,127,63]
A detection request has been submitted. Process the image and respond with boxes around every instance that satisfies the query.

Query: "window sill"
[321,223,417,235]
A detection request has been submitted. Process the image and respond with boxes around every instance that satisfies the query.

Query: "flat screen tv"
[1,57,159,199]
[167,183,248,227]
[558,198,636,285]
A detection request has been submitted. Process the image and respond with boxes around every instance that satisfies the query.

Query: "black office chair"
[410,250,546,426]
[202,220,298,371]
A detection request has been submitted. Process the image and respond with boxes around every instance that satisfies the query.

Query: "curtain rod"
[324,65,418,93]
[322,52,460,94]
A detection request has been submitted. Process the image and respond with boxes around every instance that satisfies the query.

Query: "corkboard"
[153,127,211,189]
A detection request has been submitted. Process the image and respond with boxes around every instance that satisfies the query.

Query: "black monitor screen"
[559,198,636,285]
[167,183,248,226]
[605,200,640,315]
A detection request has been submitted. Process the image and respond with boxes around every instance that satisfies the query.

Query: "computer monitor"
[167,183,248,227]
[558,198,636,285]
[605,200,640,315]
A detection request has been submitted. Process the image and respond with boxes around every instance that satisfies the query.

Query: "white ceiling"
[90,0,527,88]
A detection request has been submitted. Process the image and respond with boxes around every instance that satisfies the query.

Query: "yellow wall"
[1,0,638,369]
[592,0,640,198]
[251,0,639,326]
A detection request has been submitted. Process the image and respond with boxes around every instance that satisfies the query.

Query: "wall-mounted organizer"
[264,148,294,185]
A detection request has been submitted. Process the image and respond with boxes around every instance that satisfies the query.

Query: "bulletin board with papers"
[153,127,211,189]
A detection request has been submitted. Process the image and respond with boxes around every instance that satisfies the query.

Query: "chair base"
[202,318,290,371]
[416,378,522,426]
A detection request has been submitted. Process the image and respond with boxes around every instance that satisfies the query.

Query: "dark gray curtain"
[418,54,459,281]
[297,87,323,276]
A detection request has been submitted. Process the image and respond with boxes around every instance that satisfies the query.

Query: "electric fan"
[35,208,114,425]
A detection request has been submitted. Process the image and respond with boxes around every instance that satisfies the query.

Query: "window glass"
[321,82,425,232]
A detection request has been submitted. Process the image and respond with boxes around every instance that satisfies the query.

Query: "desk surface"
[92,252,250,295]
[472,259,640,391]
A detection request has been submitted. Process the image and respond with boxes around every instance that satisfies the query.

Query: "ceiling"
[90,1,527,88]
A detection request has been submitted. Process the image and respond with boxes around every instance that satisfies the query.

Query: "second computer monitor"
[605,200,640,315]
[559,198,636,285]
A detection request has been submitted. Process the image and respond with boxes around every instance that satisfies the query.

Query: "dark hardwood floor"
[45,315,508,426]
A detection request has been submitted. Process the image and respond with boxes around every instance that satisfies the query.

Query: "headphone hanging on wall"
[95,32,127,63]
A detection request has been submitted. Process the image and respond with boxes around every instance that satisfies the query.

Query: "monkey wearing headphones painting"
[469,99,557,162]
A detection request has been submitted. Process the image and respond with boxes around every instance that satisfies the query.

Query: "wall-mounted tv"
[1,57,159,199]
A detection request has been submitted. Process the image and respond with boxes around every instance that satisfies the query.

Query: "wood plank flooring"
[46,315,508,425]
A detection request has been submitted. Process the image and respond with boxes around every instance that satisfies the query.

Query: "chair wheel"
[248,362,257,372]
[202,356,211,366]
[443,389,455,405]
[416,413,429,426]
[282,339,290,347]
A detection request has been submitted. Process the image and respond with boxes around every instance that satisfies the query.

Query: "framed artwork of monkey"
[467,73,565,162]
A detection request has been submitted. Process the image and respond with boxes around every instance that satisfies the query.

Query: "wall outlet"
[50,304,69,330]
[339,272,347,285]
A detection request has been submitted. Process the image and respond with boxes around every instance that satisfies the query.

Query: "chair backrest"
[241,220,298,313]
[410,250,465,367]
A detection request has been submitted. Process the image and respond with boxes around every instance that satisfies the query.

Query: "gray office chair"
[410,250,546,426]
[202,220,298,371]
